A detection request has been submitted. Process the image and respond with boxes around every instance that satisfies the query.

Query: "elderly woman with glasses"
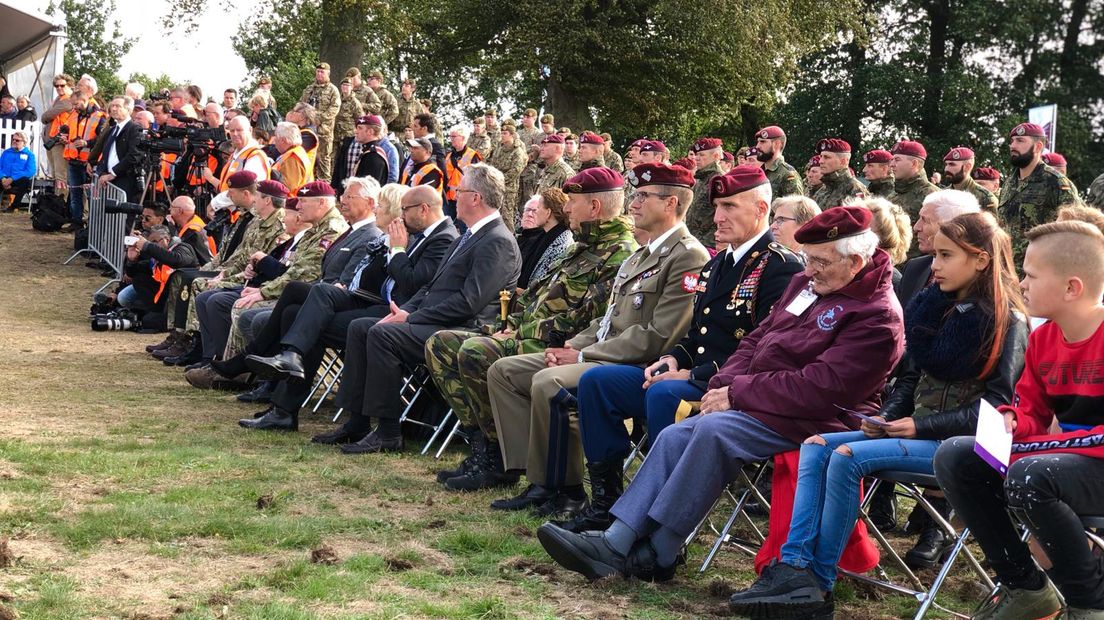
[770,195,821,256]
[0,131,35,211]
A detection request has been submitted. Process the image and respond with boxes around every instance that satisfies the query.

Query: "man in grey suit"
[235,185,458,431]
[323,163,522,454]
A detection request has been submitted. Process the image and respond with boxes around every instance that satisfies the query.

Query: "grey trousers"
[610,410,796,537]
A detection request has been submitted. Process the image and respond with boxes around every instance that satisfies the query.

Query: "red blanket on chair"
[754,450,881,575]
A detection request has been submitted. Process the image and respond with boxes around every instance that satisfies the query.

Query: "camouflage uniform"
[352,84,381,115]
[999,163,1077,269]
[812,169,868,210]
[334,94,364,143]
[517,158,542,220]
[537,158,574,192]
[950,177,998,214]
[579,157,606,171]
[300,81,341,181]
[1085,172,1104,210]
[468,132,494,159]
[887,171,939,224]
[372,86,399,128]
[517,125,543,149]
[392,94,425,136]
[686,161,723,248]
[487,141,528,230]
[425,216,637,439]
[867,177,895,198]
[564,151,581,172]
[605,150,624,173]
[763,155,803,198]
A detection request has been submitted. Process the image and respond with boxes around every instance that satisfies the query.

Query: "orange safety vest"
[183,214,217,257]
[445,147,481,201]
[152,263,173,304]
[217,144,271,192]
[401,160,444,192]
[229,210,241,225]
[301,128,319,167]
[62,107,107,162]
[275,145,313,196]
[186,151,219,187]
[47,94,73,139]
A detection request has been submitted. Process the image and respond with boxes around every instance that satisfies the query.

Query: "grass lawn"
[0,213,988,619]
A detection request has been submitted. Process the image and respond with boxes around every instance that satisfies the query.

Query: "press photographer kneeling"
[112,226,201,330]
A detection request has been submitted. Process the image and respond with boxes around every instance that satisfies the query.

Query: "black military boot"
[553,458,625,533]
[146,330,179,353]
[445,438,520,491]
[867,480,898,533]
[437,428,482,483]
[904,497,954,569]
[164,333,203,366]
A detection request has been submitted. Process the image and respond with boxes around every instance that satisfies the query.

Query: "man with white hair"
[538,206,905,586]
[202,116,269,192]
[686,137,725,247]
[95,96,143,202]
[168,196,214,264]
[125,82,146,109]
[77,74,99,107]
[272,121,314,195]
[898,189,981,304]
[445,124,484,214]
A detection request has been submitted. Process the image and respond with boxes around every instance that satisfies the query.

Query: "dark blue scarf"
[904,283,994,382]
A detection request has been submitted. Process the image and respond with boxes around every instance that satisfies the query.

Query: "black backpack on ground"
[31,193,68,232]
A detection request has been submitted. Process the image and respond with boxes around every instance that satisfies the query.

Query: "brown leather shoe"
[184,365,220,389]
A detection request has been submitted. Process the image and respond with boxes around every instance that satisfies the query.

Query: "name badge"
[785,288,818,316]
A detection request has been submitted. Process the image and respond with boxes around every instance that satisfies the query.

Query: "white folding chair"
[397,363,456,456]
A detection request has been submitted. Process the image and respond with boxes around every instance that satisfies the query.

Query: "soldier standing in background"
[517,109,542,148]
[887,140,939,225]
[564,134,581,171]
[366,70,398,130]
[755,126,803,198]
[299,62,341,181]
[344,68,381,115]
[600,133,624,173]
[685,137,724,248]
[536,134,575,194]
[484,109,501,146]
[577,132,606,171]
[487,121,528,230]
[862,149,895,197]
[941,146,998,213]
[468,117,494,159]
[392,79,426,137]
[811,139,866,209]
[333,78,363,145]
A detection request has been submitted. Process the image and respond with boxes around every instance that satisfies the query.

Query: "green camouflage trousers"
[424,330,518,440]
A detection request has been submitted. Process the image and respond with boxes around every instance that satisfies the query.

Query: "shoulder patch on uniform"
[681,272,699,293]
[320,238,333,250]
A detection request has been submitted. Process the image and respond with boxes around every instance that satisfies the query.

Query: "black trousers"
[1,177,31,209]
[935,437,1104,609]
[336,319,431,433]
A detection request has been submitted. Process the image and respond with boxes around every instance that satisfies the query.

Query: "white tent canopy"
[0,0,65,175]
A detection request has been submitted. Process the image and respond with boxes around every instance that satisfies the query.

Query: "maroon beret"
[972,167,1001,181]
[807,155,822,168]
[285,197,299,211]
[691,137,723,153]
[863,149,892,165]
[1042,152,1067,167]
[794,206,873,245]
[297,180,336,198]
[756,125,785,140]
[639,140,667,153]
[722,151,735,163]
[745,146,761,159]
[672,157,696,170]
[815,138,851,154]
[627,163,695,189]
[356,114,384,127]
[710,165,770,200]
[226,170,258,189]
[563,167,624,193]
[890,140,927,159]
[1010,122,1046,139]
[541,133,565,145]
[257,179,289,198]
[629,138,649,150]
[943,146,975,162]
[578,131,604,146]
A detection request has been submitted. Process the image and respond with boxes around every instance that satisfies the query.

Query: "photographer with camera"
[202,116,269,193]
[95,96,144,203]
[168,196,214,264]
[61,89,108,231]
[114,225,200,330]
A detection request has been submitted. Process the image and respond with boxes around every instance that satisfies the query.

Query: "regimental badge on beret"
[625,170,637,185]
[951,149,962,160]
[1016,126,1025,136]
[827,226,839,239]
[759,130,769,139]
[641,170,652,182]
[564,183,583,192]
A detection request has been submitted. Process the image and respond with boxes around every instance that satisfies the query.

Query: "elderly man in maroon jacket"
[537,205,905,582]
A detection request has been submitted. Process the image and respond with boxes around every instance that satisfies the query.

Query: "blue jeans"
[780,430,940,590]
[67,162,89,224]
[117,285,140,308]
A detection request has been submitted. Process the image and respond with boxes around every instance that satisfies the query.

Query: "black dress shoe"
[534,493,589,519]
[245,350,305,380]
[536,523,628,581]
[311,426,370,445]
[904,524,953,569]
[239,406,297,431]
[185,359,210,371]
[236,380,275,403]
[211,354,250,379]
[490,484,557,511]
[339,430,403,454]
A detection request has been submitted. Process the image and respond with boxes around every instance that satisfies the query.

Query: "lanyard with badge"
[785,282,819,316]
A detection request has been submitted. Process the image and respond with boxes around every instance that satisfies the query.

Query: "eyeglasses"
[10,138,23,143]
[455,188,480,196]
[805,254,847,270]
[772,216,797,225]
[54,83,66,88]
[400,202,427,211]
[141,215,157,221]
[630,190,669,203]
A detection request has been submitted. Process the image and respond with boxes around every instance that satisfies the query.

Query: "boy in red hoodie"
[934,219,1104,620]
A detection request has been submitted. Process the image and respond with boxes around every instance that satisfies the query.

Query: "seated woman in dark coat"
[516,188,573,290]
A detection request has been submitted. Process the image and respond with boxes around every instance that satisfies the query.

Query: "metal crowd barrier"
[63,181,128,294]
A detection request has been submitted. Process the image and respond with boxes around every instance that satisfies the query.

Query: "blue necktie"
[449,229,473,261]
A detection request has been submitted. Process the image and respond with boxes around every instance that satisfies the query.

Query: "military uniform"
[488,224,709,485]
[999,163,1077,268]
[950,176,998,214]
[867,177,895,198]
[813,169,867,210]
[605,150,625,173]
[686,161,723,248]
[518,125,543,149]
[577,232,804,464]
[426,216,637,441]
[392,94,425,136]
[564,151,581,172]
[334,94,364,143]
[763,156,803,198]
[1085,172,1104,210]
[537,158,575,192]
[300,81,341,181]
[468,132,493,159]
[352,84,381,115]
[372,86,399,128]
[887,172,939,224]
[488,141,528,230]
[518,159,542,219]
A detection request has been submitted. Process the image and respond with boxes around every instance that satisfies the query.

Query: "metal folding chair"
[300,349,346,421]
[697,459,773,571]
[840,470,994,619]
[397,363,455,456]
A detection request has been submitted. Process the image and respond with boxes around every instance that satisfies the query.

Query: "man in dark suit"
[95,95,144,203]
[331,115,389,193]
[234,185,458,429]
[314,164,522,452]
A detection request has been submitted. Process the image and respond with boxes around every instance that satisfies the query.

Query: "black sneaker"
[904,525,953,569]
[728,560,826,619]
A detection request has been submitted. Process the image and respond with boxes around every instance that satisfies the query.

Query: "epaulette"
[766,241,801,261]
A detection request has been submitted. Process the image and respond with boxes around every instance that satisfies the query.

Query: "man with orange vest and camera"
[201,116,269,192]
[117,224,201,329]
[168,196,214,265]
[61,89,108,231]
[444,124,484,218]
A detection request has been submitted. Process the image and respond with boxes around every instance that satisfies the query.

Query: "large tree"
[47,0,133,99]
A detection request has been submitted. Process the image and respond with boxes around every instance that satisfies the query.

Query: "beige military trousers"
[487,352,603,487]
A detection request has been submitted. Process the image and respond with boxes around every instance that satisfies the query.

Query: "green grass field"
[0,214,986,619]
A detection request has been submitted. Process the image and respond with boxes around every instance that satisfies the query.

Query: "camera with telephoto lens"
[103,198,145,217]
[90,308,141,332]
